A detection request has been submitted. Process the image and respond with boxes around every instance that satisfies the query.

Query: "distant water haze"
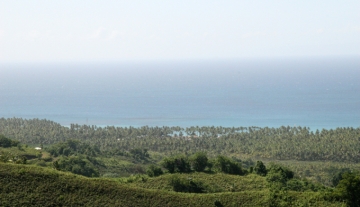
[1,57,359,130]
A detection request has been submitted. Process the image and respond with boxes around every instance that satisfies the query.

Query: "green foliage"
[334,172,360,207]
[146,164,163,177]
[47,139,100,157]
[266,163,294,189]
[2,118,360,165]
[130,148,149,160]
[214,199,224,207]
[126,172,267,193]
[0,163,347,206]
[36,152,42,160]
[285,178,325,192]
[161,157,176,173]
[174,155,191,173]
[2,118,360,187]
[213,155,244,175]
[53,160,60,170]
[268,190,292,207]
[0,151,27,164]
[206,161,214,172]
[265,169,327,204]
[169,175,206,193]
[15,155,27,164]
[331,168,351,187]
[0,151,10,163]
[104,148,128,157]
[0,134,19,148]
[161,155,191,173]
[267,164,294,181]
[254,161,267,176]
[36,160,48,167]
[190,152,208,172]
[55,156,99,177]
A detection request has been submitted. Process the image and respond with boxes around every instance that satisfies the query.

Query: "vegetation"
[254,161,267,176]
[146,164,163,177]
[333,172,360,207]
[213,155,244,175]
[169,174,207,193]
[125,172,268,193]
[54,156,100,177]
[1,118,359,164]
[0,163,348,207]
[0,134,19,148]
[1,117,360,206]
[47,139,100,157]
[189,152,208,172]
[161,155,191,173]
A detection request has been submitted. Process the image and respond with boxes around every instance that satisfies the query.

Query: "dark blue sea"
[1,57,359,130]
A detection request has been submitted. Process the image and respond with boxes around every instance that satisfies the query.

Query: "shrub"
[130,148,149,160]
[56,156,99,177]
[169,175,206,193]
[331,168,351,187]
[146,165,163,177]
[266,163,294,189]
[334,172,360,207]
[189,152,208,172]
[161,157,176,173]
[47,139,100,157]
[0,135,19,148]
[254,161,267,176]
[161,155,191,173]
[213,155,244,175]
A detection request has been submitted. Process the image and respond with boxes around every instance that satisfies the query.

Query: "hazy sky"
[0,1,359,63]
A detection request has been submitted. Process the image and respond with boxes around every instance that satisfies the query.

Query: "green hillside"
[1,118,359,206]
[125,173,267,193]
[0,163,346,207]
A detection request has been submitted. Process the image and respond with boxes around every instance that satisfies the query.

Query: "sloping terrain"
[0,163,344,207]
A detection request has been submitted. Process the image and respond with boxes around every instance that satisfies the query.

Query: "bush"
[130,148,149,160]
[36,160,47,167]
[0,135,19,148]
[334,172,360,207]
[169,175,206,193]
[161,155,191,173]
[161,157,176,173]
[267,164,293,179]
[146,165,163,177]
[213,155,244,175]
[56,156,99,177]
[102,173,119,178]
[331,168,351,187]
[47,139,100,157]
[189,152,208,172]
[266,163,294,189]
[254,161,267,176]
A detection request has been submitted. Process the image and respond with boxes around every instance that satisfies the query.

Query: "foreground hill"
[0,163,345,207]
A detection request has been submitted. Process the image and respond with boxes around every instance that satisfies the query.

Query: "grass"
[125,172,268,193]
[0,163,346,207]
[272,160,360,186]
[0,145,39,156]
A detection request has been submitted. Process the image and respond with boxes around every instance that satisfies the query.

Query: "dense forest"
[1,139,359,206]
[1,118,359,163]
[1,117,360,206]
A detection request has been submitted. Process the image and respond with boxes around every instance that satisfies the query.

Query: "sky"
[0,1,359,63]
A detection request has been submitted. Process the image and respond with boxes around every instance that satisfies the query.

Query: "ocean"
[1,57,359,130]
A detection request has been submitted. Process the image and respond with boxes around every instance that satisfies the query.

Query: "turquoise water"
[1,57,359,130]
